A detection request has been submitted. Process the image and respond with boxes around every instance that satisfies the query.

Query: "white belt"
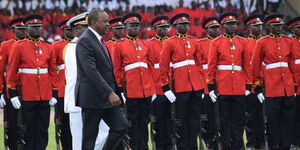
[173,60,195,69]
[57,64,65,71]
[154,63,173,69]
[202,64,208,69]
[19,68,48,74]
[217,65,242,71]
[265,62,288,69]
[295,59,300,64]
[124,62,148,71]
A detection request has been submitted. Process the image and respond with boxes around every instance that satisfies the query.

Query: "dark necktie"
[100,38,111,61]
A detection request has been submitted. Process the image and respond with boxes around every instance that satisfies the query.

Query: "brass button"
[231,55,234,58]
[188,70,191,73]
[37,67,40,69]
[230,39,233,42]
[36,59,39,61]
[35,51,38,53]
[278,47,280,50]
[279,56,282,58]
[186,53,189,56]
[141,72,143,75]
[38,76,40,78]
[137,56,140,58]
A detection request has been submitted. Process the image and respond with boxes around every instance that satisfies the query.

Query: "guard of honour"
[0,9,299,150]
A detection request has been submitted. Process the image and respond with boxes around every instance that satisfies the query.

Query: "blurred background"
[0,0,299,42]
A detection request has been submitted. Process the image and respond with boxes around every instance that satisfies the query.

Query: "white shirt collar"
[88,27,102,42]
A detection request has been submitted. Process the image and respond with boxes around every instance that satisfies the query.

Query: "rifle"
[170,103,180,150]
[199,113,207,150]
[149,102,157,150]
[262,100,269,150]
[213,100,221,150]
[54,110,62,150]
[17,105,26,150]
[3,102,9,150]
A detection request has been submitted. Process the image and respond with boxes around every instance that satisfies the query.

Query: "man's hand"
[0,94,6,108]
[109,92,121,106]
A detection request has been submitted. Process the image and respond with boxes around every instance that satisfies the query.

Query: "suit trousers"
[3,95,18,150]
[245,93,264,148]
[293,95,300,147]
[175,91,202,150]
[153,95,172,150]
[218,95,245,150]
[81,106,128,150]
[22,101,50,150]
[55,98,72,150]
[126,97,151,150]
[266,96,295,150]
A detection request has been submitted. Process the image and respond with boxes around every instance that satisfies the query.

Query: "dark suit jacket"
[75,29,116,109]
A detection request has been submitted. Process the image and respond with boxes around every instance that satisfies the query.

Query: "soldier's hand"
[151,94,157,102]
[109,92,121,106]
[257,93,265,103]
[10,96,21,109]
[49,97,57,106]
[209,90,217,103]
[0,94,6,108]
[121,92,126,103]
[164,90,176,103]
[245,90,251,96]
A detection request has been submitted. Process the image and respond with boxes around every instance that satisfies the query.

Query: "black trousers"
[201,94,217,148]
[175,91,201,150]
[293,95,300,146]
[22,101,50,150]
[245,93,264,148]
[219,95,245,150]
[152,95,172,150]
[126,97,151,150]
[3,95,18,150]
[266,96,295,150]
[81,106,128,150]
[54,98,72,150]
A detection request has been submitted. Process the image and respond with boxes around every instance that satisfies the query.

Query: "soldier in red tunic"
[0,17,26,150]
[6,14,58,150]
[243,14,265,150]
[148,15,172,150]
[159,13,205,149]
[197,16,221,149]
[106,17,125,57]
[286,16,300,150]
[113,13,156,150]
[207,12,252,150]
[252,13,296,150]
[51,19,74,150]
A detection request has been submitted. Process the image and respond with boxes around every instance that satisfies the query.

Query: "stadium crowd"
[0,0,283,42]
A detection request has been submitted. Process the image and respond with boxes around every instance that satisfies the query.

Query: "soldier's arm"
[112,43,124,88]
[251,40,264,91]
[7,43,21,97]
[206,39,218,90]
[242,40,253,91]
[159,40,172,91]
[0,43,5,94]
[49,45,58,94]
[288,39,298,85]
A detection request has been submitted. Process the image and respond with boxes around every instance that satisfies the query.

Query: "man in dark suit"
[75,9,128,150]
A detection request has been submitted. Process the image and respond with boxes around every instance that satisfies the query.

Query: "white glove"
[209,90,217,103]
[201,93,205,99]
[151,94,157,102]
[0,94,6,108]
[257,93,265,103]
[121,92,126,103]
[11,96,21,109]
[245,90,251,96]
[164,90,176,103]
[73,106,82,112]
[49,97,57,106]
